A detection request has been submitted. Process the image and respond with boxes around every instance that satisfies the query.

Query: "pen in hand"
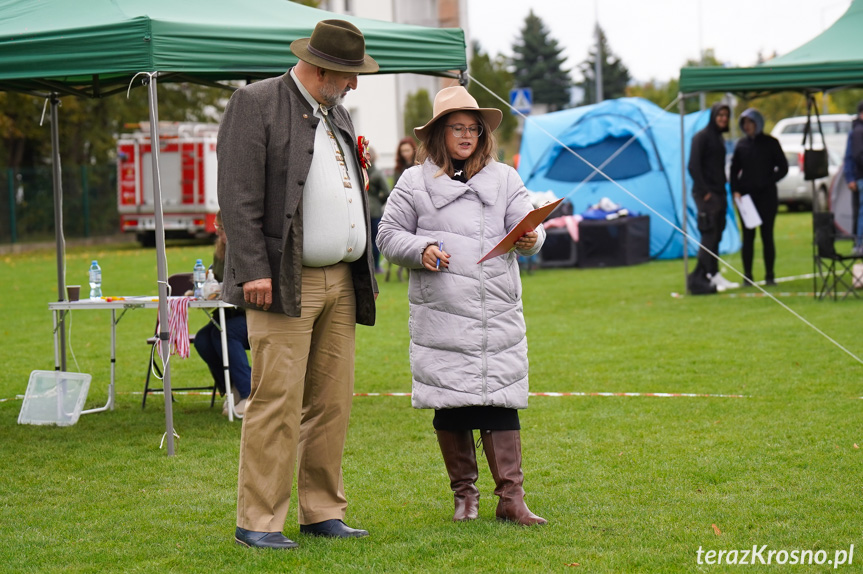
[436,241,444,270]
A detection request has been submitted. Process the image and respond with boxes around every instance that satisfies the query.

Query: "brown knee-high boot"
[480,429,547,526]
[436,429,480,521]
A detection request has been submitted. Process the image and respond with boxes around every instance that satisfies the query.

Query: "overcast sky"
[467,0,851,84]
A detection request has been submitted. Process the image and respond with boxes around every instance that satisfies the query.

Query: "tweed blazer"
[217,72,377,325]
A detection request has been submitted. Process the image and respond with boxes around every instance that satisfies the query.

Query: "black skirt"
[432,406,520,431]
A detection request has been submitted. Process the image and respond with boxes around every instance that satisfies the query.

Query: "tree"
[0,83,226,170]
[511,10,571,112]
[0,82,228,240]
[829,89,863,115]
[625,80,679,110]
[578,26,630,105]
[403,89,432,140]
[0,92,47,167]
[739,91,809,133]
[626,50,727,113]
[627,49,863,144]
[468,41,517,143]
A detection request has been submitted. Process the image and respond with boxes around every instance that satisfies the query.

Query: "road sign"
[510,88,533,115]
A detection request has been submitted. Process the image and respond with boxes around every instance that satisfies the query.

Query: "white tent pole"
[145,72,175,456]
[50,94,67,370]
[679,93,689,293]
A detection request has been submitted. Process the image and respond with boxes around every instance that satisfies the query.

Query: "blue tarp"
[518,97,741,260]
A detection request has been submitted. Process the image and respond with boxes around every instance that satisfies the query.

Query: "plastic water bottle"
[193,259,206,299]
[88,260,102,300]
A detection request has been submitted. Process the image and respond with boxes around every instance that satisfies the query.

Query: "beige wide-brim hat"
[414,86,503,144]
[290,19,379,74]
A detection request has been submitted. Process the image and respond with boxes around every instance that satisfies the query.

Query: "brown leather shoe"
[436,429,480,521]
[480,429,547,526]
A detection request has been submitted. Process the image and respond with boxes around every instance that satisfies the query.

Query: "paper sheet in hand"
[477,198,564,263]
[735,194,762,229]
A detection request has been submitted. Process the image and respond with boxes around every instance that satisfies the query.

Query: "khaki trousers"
[237,263,357,532]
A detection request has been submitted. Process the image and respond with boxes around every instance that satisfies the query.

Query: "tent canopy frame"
[0,0,467,455]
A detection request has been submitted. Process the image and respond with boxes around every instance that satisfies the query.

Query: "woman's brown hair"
[394,137,417,173]
[416,111,498,180]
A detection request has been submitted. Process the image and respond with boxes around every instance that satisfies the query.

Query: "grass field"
[1,212,862,573]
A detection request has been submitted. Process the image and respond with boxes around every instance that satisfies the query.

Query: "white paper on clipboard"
[735,194,762,229]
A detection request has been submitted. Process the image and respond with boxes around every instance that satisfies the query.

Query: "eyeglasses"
[445,124,483,138]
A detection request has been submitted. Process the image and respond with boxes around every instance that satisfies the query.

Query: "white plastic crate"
[18,370,91,426]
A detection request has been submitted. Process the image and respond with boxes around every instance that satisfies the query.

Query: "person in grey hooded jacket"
[730,108,788,285]
[377,86,547,526]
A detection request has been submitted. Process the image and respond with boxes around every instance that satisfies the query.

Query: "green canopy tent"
[675,0,863,295]
[0,0,466,454]
[0,0,466,95]
[679,0,863,94]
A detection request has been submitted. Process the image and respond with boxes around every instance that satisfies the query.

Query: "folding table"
[48,297,241,421]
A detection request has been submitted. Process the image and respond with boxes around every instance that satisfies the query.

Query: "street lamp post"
[594,0,603,103]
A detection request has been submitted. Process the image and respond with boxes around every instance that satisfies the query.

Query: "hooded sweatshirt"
[729,108,788,197]
[689,102,730,200]
[843,109,863,182]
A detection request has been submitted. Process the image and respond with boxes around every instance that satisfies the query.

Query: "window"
[779,120,851,135]
[780,123,807,134]
[824,121,852,134]
[545,136,652,182]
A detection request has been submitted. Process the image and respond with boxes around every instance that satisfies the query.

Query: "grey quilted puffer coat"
[376,159,545,410]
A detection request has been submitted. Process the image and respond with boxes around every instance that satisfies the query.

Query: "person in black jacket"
[730,108,788,285]
[842,101,863,255]
[688,102,731,292]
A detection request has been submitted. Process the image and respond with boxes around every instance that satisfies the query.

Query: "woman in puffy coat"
[376,86,547,526]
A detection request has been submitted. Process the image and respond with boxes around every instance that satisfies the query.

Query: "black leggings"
[694,196,727,277]
[741,193,778,281]
[433,406,520,430]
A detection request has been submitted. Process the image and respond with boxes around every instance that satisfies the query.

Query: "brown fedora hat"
[414,86,503,144]
[291,19,379,74]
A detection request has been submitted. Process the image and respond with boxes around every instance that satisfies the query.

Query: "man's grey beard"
[320,82,347,107]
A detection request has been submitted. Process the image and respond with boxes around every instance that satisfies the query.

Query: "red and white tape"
[0,390,747,403]
[353,391,746,398]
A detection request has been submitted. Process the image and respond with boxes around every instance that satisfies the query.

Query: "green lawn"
[1,213,861,573]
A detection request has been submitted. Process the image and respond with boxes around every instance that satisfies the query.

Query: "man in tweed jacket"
[218,20,378,550]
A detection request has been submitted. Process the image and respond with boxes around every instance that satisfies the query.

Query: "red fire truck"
[117,123,219,246]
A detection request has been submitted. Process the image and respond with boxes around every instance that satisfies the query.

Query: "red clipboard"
[477,198,564,263]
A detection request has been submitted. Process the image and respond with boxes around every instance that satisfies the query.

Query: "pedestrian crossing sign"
[509,88,533,115]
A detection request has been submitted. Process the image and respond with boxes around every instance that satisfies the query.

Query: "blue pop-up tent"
[517,97,740,260]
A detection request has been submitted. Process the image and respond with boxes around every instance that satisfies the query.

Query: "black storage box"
[577,215,650,268]
[539,227,578,268]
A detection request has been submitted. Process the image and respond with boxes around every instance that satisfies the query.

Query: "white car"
[771,114,853,157]
[775,144,841,211]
